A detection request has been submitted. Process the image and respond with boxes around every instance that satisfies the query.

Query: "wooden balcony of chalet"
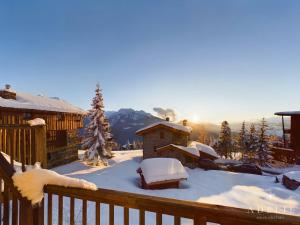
[272,111,300,164]
[0,129,300,225]
[0,151,300,225]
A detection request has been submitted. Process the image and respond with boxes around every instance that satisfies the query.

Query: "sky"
[1,0,300,123]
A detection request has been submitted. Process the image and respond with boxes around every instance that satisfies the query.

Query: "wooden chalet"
[0,84,86,168]
[136,119,192,159]
[136,120,219,167]
[274,111,300,164]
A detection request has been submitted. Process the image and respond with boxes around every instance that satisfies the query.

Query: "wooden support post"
[282,116,286,147]
[34,125,47,168]
[194,216,206,225]
[174,216,180,225]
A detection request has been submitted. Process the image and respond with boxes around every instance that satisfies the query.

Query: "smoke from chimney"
[153,107,176,122]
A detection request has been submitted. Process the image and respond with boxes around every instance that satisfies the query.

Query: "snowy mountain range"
[105,109,163,145]
[104,108,285,145]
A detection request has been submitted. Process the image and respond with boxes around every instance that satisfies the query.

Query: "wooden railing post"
[34,125,47,168]
[33,200,44,225]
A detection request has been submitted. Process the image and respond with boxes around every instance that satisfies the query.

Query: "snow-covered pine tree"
[237,121,248,160]
[82,84,112,164]
[218,121,232,158]
[256,118,272,166]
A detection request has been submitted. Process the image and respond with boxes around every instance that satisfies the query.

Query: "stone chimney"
[166,117,170,122]
[0,84,16,100]
[182,119,188,126]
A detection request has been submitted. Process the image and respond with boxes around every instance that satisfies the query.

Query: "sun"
[190,114,200,123]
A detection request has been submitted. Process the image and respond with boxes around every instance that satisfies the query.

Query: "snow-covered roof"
[172,145,200,157]
[283,171,300,182]
[140,158,188,184]
[0,91,86,114]
[275,111,300,116]
[189,141,219,159]
[157,144,200,158]
[0,87,16,93]
[136,121,192,135]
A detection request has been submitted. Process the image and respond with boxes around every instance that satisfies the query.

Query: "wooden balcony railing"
[0,124,47,169]
[1,150,300,225]
[271,146,295,163]
[44,184,300,225]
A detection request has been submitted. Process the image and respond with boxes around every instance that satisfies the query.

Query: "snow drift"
[12,163,97,204]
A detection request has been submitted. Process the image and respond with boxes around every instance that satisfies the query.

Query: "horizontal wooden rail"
[44,185,300,225]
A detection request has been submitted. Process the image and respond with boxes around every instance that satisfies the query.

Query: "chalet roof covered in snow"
[283,171,300,182]
[189,141,219,159]
[0,88,86,114]
[136,121,192,135]
[157,142,218,159]
[157,144,200,158]
[140,158,188,184]
[275,111,300,116]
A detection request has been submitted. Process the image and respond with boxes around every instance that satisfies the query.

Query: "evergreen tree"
[218,121,232,158]
[247,123,258,160]
[256,118,272,166]
[237,121,248,160]
[82,84,112,163]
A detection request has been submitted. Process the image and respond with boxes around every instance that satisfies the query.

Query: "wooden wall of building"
[0,109,83,130]
[291,115,300,159]
[142,128,189,159]
[0,108,85,167]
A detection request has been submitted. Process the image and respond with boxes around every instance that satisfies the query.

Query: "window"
[23,113,32,120]
[160,131,165,139]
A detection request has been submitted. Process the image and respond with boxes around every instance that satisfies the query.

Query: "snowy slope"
[52,150,300,225]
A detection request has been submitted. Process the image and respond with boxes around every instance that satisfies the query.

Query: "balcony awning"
[275,111,300,116]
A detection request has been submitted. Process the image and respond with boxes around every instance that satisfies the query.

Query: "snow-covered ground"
[52,150,300,224]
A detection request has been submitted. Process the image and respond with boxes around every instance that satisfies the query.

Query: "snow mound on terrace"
[140,158,188,184]
[12,163,97,204]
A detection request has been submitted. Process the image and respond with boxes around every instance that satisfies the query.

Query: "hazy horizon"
[1,1,300,123]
